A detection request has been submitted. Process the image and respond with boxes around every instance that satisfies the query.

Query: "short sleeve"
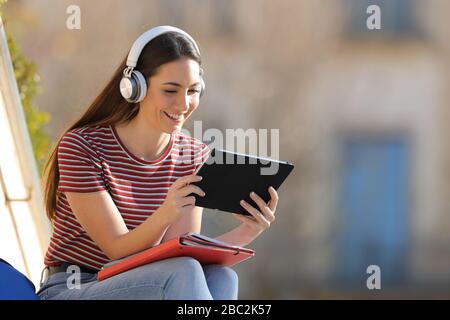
[57,132,107,193]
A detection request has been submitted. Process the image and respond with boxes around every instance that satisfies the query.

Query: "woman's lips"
[163,111,183,123]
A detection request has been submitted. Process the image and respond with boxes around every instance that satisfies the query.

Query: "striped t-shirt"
[44,125,210,270]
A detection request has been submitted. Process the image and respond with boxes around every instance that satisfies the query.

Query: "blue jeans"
[37,257,239,300]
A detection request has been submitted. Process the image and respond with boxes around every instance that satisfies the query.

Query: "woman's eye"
[163,89,199,94]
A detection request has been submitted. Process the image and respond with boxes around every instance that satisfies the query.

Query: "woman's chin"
[162,123,183,134]
[160,112,185,132]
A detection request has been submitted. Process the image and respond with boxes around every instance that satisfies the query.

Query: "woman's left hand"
[232,186,279,236]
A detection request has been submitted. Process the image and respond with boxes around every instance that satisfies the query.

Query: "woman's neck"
[114,116,171,162]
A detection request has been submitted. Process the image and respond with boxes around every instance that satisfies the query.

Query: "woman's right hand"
[158,175,205,224]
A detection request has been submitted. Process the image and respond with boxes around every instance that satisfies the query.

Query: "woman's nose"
[175,93,190,112]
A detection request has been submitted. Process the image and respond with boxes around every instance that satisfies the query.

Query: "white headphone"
[119,25,205,103]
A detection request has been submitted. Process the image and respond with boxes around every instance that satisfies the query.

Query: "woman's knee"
[170,256,203,269]
[204,264,239,284]
[164,257,206,281]
[162,257,212,299]
[203,265,239,300]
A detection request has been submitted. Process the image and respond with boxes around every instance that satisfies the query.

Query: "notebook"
[97,232,255,281]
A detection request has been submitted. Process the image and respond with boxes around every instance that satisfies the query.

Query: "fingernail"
[202,192,206,196]
[240,200,245,205]
[198,176,203,180]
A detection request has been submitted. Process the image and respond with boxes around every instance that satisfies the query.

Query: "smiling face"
[139,57,202,134]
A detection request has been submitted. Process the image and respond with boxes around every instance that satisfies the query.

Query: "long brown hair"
[42,31,202,222]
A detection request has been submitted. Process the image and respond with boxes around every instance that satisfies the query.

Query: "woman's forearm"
[110,208,172,260]
[215,224,261,247]
[106,175,205,260]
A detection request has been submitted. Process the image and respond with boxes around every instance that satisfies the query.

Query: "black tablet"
[191,148,294,216]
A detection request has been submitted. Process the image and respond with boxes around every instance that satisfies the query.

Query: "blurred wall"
[4,0,450,298]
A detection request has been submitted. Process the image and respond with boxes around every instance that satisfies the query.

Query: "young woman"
[37,26,279,300]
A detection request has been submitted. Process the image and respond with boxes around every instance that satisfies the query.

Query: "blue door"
[335,136,410,289]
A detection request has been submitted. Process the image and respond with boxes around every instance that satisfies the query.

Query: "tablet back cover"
[193,149,294,215]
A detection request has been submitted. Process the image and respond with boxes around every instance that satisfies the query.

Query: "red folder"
[97,232,255,281]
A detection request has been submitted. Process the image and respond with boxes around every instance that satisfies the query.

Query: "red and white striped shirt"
[44,125,210,270]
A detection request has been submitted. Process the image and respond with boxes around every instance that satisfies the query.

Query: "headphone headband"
[120,25,205,103]
[126,25,201,68]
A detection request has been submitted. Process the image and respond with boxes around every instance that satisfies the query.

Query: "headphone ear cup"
[130,75,139,102]
[132,70,147,103]
[120,75,137,102]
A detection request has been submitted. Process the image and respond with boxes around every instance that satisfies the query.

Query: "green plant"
[9,34,51,175]
[1,1,51,175]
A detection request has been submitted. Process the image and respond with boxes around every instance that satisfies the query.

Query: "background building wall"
[3,0,450,298]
